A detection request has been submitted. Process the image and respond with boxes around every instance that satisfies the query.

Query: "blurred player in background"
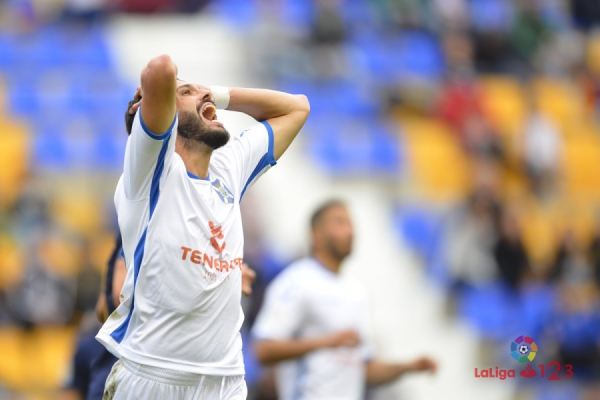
[252,200,437,400]
[96,54,309,399]
[61,234,124,400]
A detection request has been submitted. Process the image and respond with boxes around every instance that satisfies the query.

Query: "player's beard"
[326,236,353,262]
[177,110,230,151]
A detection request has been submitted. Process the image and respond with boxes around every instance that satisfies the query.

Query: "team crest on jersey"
[211,179,234,204]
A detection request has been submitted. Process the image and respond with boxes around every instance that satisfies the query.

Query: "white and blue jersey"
[96,110,276,376]
[252,258,374,400]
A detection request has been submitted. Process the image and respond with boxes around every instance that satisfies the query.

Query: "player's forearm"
[365,361,409,386]
[254,337,328,366]
[226,88,309,122]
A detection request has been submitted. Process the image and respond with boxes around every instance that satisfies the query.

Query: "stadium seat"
[49,193,104,239]
[458,282,519,340]
[0,118,29,207]
[531,78,584,133]
[0,235,25,290]
[562,131,600,201]
[468,0,514,32]
[387,30,445,81]
[0,327,27,389]
[401,118,472,201]
[520,202,559,266]
[479,75,527,138]
[27,327,77,388]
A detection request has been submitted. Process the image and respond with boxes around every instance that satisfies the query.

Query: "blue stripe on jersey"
[149,138,170,218]
[110,226,147,343]
[240,121,277,199]
[139,108,177,141]
[109,118,172,343]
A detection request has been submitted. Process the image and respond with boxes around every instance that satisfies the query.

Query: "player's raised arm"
[225,88,310,159]
[138,54,178,135]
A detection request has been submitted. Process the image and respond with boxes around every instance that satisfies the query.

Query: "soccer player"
[95,54,309,399]
[252,200,437,400]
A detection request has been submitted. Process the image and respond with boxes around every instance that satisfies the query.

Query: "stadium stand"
[0,0,599,399]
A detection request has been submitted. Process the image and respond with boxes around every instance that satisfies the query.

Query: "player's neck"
[176,138,212,180]
[312,252,341,274]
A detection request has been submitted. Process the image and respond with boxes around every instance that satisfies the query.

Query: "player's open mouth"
[200,102,222,125]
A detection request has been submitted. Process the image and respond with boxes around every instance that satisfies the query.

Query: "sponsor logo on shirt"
[180,245,243,272]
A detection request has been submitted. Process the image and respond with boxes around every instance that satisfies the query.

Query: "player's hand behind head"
[327,329,361,348]
[128,86,143,115]
[241,263,256,296]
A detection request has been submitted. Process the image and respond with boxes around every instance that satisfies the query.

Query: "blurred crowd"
[1,0,600,399]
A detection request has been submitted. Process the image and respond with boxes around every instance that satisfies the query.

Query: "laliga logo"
[511,335,538,364]
[474,335,574,381]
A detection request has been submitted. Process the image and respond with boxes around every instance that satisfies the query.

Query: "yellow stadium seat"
[520,201,560,266]
[586,33,600,77]
[531,78,585,134]
[0,234,25,290]
[27,327,76,389]
[0,327,27,389]
[562,131,600,201]
[38,235,85,278]
[479,75,527,138]
[401,118,472,202]
[0,119,29,209]
[49,194,104,238]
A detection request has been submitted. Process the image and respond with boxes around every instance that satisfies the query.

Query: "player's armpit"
[139,55,178,135]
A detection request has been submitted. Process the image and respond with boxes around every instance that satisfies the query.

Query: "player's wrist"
[209,86,230,109]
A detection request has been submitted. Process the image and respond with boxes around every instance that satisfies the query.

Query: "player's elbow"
[295,94,310,117]
[143,54,177,85]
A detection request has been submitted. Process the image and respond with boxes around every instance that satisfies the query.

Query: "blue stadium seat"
[282,0,315,30]
[468,0,514,32]
[395,206,440,258]
[386,30,445,81]
[369,125,402,173]
[31,133,71,169]
[93,134,126,169]
[458,282,520,340]
[210,0,258,28]
[519,285,556,339]
[0,35,16,70]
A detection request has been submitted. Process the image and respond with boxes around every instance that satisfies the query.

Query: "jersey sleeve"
[251,271,305,340]
[123,108,178,201]
[213,121,276,200]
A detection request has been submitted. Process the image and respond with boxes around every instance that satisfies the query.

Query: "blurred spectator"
[461,112,503,160]
[371,0,425,30]
[588,223,600,290]
[469,0,515,74]
[446,188,500,292]
[308,0,348,79]
[5,231,77,327]
[432,0,469,32]
[510,0,551,66]
[522,99,562,200]
[549,230,591,284]
[571,0,600,31]
[544,281,600,382]
[493,208,530,291]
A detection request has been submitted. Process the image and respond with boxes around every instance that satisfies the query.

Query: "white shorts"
[103,358,247,400]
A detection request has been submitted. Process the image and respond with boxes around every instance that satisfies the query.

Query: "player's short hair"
[125,95,140,136]
[310,199,346,229]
